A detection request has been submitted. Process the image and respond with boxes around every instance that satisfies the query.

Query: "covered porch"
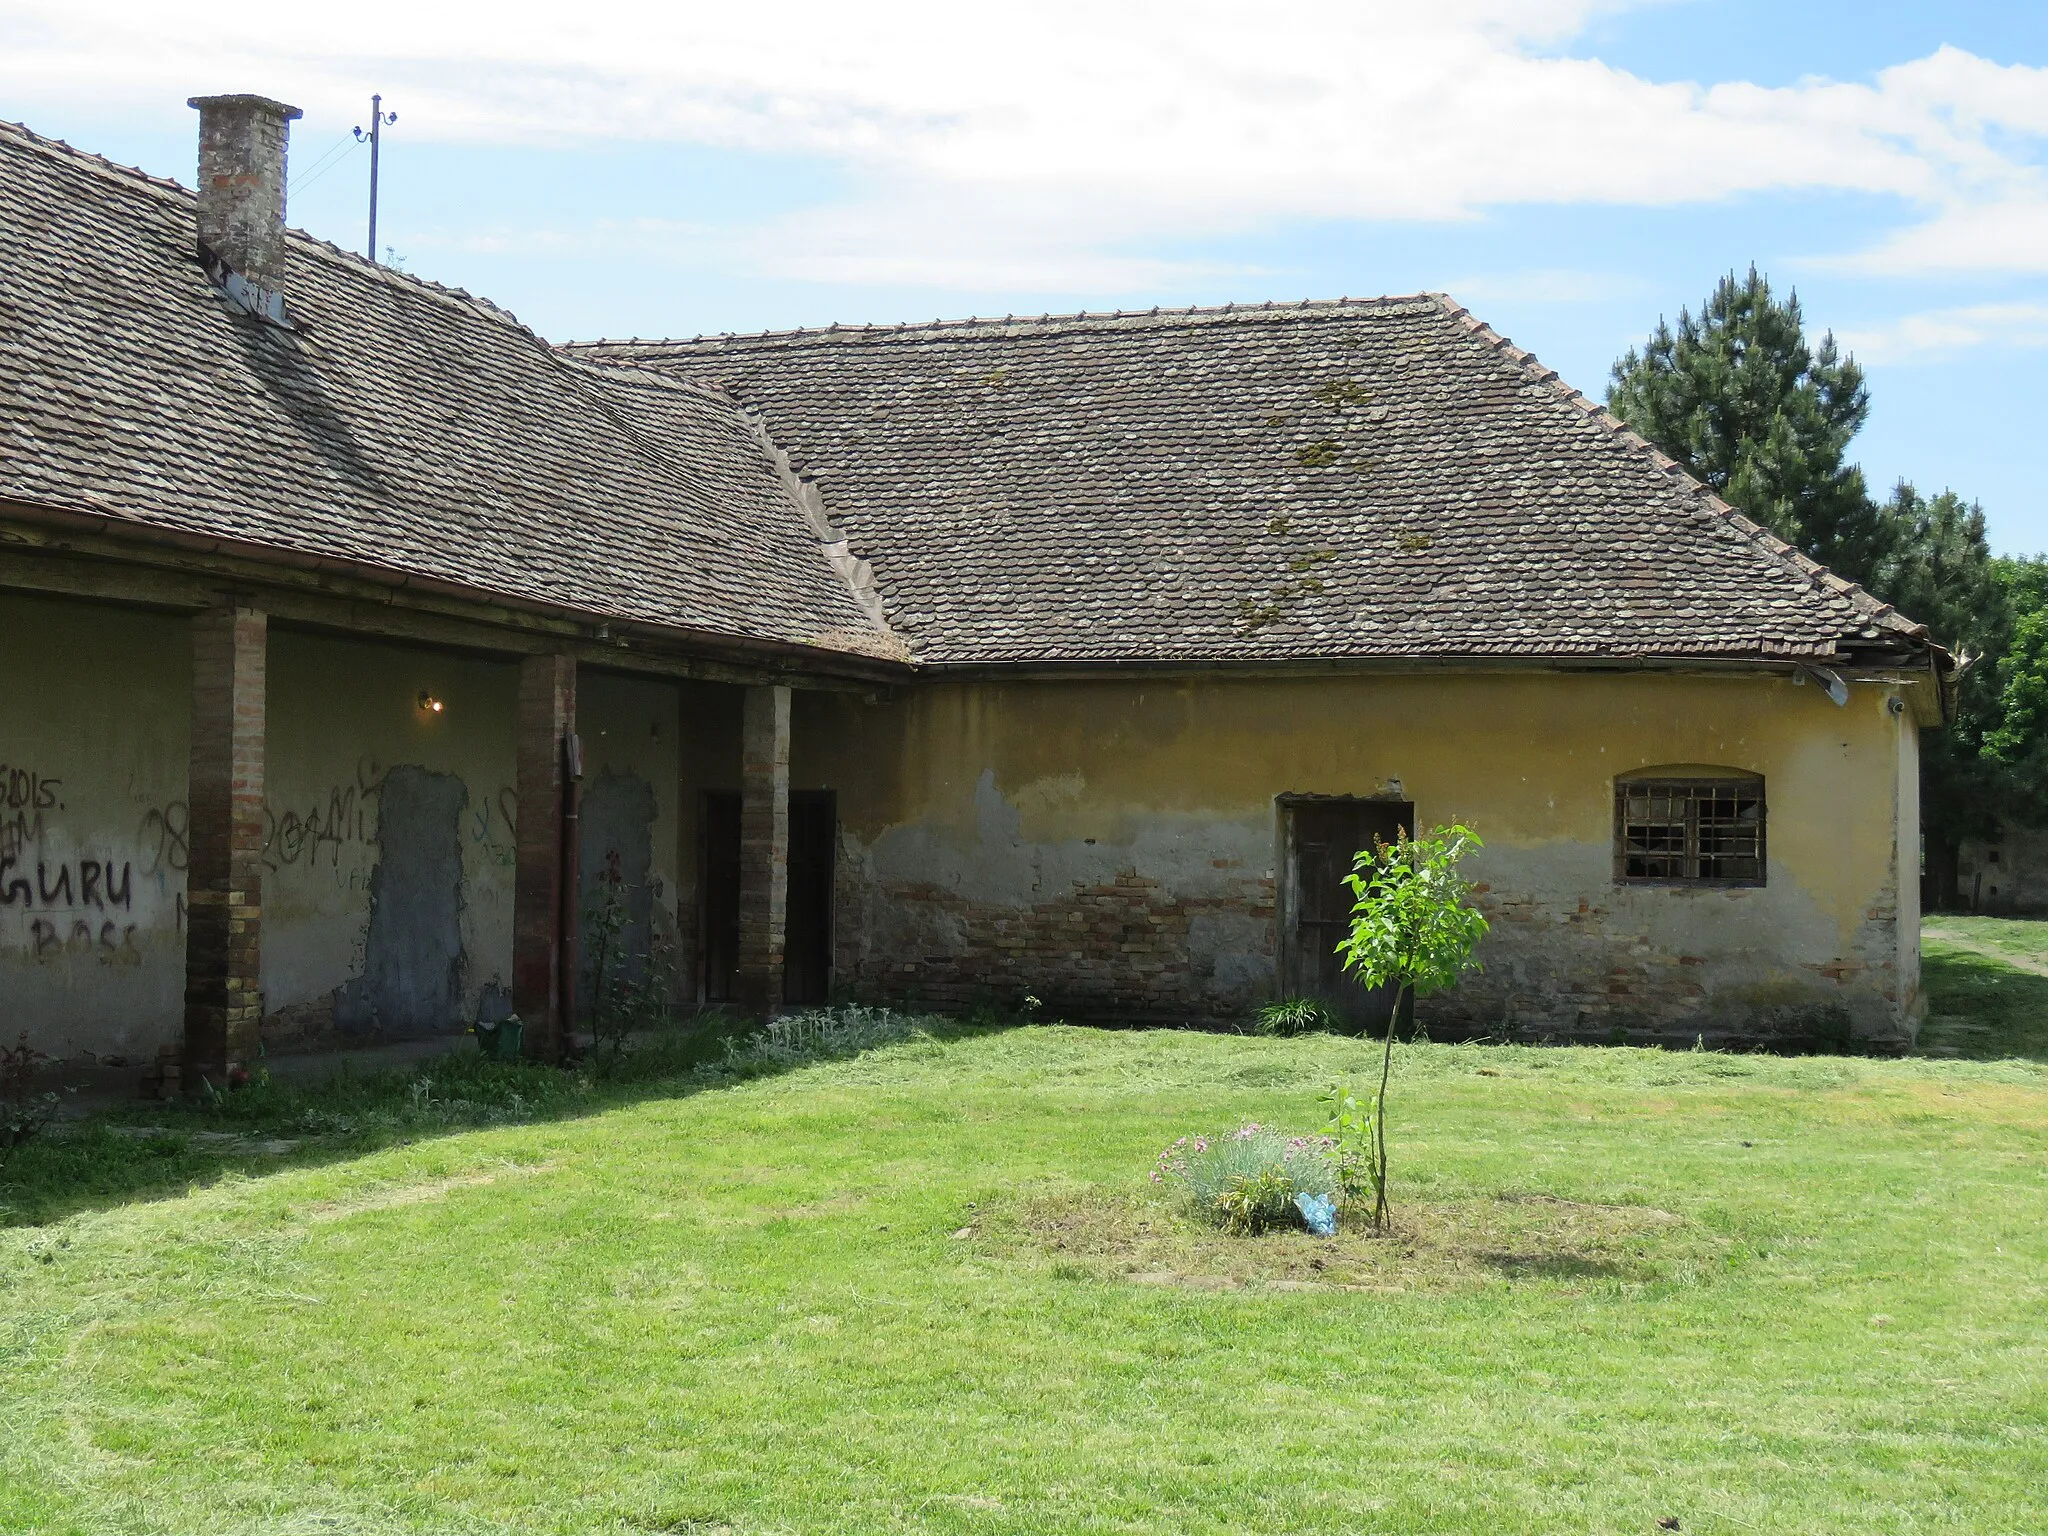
[0,540,894,1093]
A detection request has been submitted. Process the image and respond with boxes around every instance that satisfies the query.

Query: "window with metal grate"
[1615,777,1765,886]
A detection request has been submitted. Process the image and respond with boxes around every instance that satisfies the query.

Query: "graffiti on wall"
[1,763,60,865]
[1,761,147,966]
[140,802,188,875]
[469,785,519,867]
[0,857,133,910]
[2,765,61,812]
[26,916,144,964]
[263,756,387,872]
[7,749,520,989]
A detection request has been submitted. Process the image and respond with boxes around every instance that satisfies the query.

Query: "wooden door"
[1282,798,1412,1028]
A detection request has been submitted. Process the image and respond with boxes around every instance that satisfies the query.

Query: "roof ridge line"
[563,294,1442,354]
[1430,295,1925,646]
[729,403,907,659]
[287,225,539,331]
[554,349,745,406]
[0,117,193,204]
[0,116,560,349]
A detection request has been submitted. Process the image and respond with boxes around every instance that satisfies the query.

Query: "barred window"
[1615,777,1765,885]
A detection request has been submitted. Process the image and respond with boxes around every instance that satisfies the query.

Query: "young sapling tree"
[1333,824,1489,1229]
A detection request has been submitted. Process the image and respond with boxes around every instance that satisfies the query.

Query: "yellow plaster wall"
[797,669,1920,1043]
[0,594,189,1060]
[0,580,1924,1058]
[261,631,520,1041]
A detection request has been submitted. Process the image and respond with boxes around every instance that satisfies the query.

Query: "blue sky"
[8,1,2048,551]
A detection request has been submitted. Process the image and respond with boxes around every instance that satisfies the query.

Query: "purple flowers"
[1151,1133,1211,1184]
[1152,1123,1344,1234]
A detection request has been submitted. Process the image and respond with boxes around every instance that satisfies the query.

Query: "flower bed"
[1152,1124,1342,1235]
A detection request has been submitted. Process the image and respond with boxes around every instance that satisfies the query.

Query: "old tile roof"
[1,112,1926,677]
[578,302,1928,668]
[0,121,901,664]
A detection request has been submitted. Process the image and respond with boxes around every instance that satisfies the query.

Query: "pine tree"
[1608,266,1890,583]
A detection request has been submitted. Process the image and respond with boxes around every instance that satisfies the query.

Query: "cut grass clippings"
[989,1184,1707,1292]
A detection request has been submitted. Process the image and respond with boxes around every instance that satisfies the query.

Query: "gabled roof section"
[0,121,900,664]
[577,298,1927,668]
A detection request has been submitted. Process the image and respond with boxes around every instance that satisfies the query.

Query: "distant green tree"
[1608,266,1890,581]
[1933,553,2048,902]
[1986,558,2048,773]
[1870,485,2008,901]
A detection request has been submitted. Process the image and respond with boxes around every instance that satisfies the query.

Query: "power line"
[287,130,358,193]
[287,133,363,197]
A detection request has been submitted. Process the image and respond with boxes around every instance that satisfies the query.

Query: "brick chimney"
[187,94,301,320]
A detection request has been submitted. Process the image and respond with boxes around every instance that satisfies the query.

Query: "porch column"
[735,684,791,1016]
[183,605,267,1091]
[514,653,576,1059]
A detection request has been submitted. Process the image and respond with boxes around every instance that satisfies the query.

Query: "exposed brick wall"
[831,848,1906,1046]
[1416,886,1905,1049]
[833,848,1276,1023]
[513,653,575,1057]
[261,996,337,1053]
[736,684,790,1015]
[183,605,266,1088]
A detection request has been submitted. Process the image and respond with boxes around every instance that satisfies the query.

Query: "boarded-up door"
[1282,797,1413,1028]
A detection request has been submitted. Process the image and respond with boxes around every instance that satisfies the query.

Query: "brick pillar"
[514,653,576,1059]
[735,684,791,1017]
[183,606,266,1090]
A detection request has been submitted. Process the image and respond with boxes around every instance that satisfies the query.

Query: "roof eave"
[0,495,914,684]
[912,647,1934,684]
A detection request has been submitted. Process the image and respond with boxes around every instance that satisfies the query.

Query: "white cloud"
[405,210,1272,293]
[1833,197,2048,276]
[1837,302,2048,365]
[5,4,2048,286]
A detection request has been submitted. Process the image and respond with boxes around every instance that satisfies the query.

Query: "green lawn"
[3,967,2047,1534]
[1923,915,2048,1060]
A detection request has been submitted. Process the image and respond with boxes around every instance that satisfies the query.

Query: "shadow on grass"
[1919,943,2048,1065]
[0,1010,1010,1231]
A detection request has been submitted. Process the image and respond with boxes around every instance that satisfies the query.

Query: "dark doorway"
[702,791,741,1005]
[699,789,835,1007]
[1281,796,1413,1029]
[785,791,837,1005]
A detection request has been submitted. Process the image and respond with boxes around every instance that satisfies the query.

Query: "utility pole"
[354,94,397,263]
